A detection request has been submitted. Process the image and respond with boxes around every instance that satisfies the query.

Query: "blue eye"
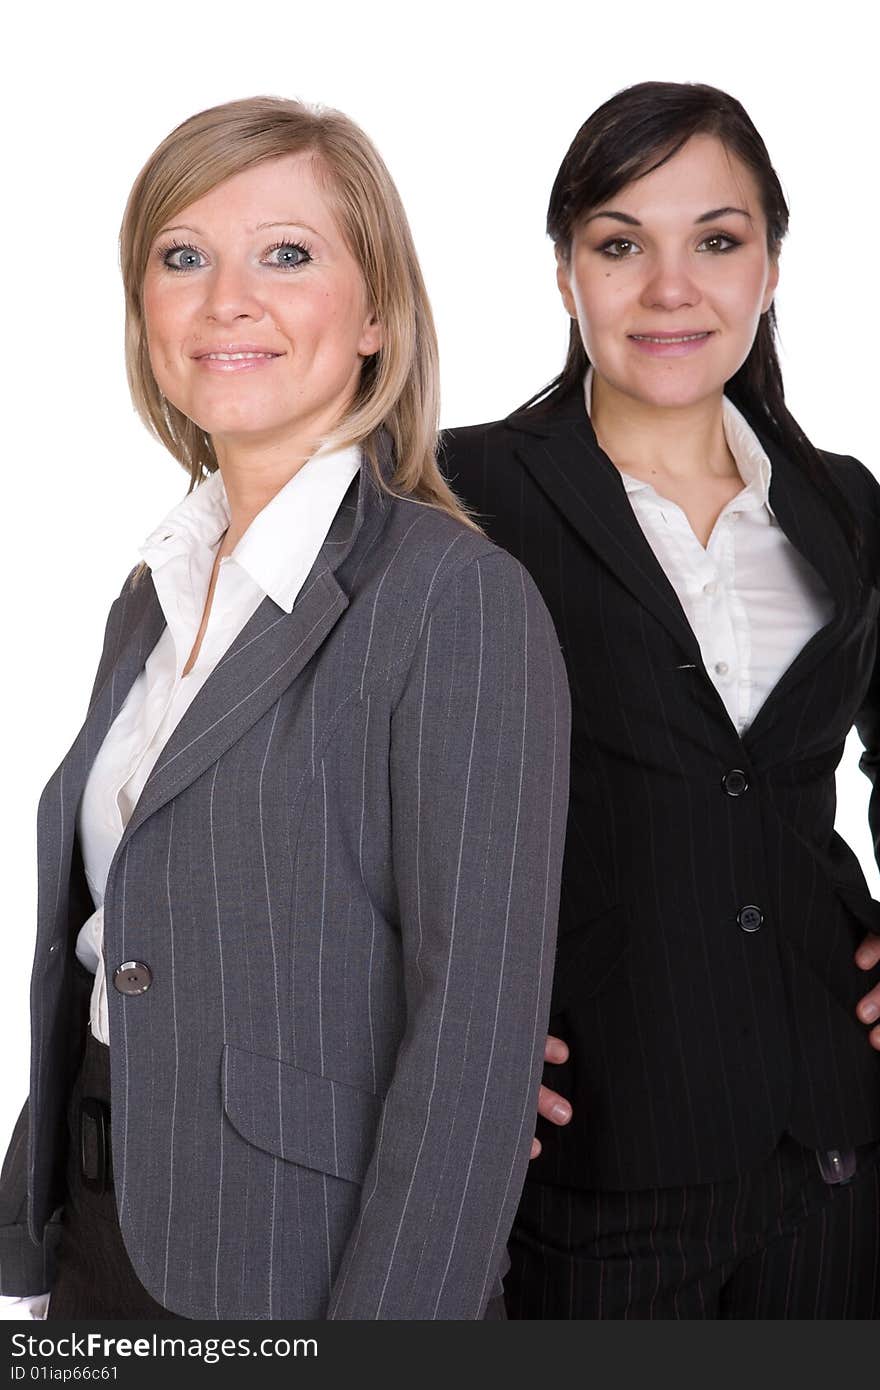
[155,238,314,273]
[264,241,312,270]
[161,241,204,271]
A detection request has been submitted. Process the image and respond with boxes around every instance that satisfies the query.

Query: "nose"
[200,260,265,324]
[639,252,701,312]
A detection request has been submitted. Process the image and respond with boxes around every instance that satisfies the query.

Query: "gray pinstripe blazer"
[0,435,570,1319]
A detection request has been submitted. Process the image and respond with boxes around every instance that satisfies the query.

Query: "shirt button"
[714,661,730,677]
[703,581,718,596]
[722,769,749,796]
[737,905,763,933]
[113,961,153,995]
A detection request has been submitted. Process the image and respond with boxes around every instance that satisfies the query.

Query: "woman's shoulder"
[817,450,880,584]
[819,447,880,516]
[437,415,512,476]
[384,489,510,570]
[380,492,540,615]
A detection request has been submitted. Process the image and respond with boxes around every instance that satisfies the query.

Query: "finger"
[537,1084,572,1126]
[858,981,880,1027]
[544,1034,569,1065]
[855,933,880,971]
[871,1024,880,1051]
[530,1138,542,1160]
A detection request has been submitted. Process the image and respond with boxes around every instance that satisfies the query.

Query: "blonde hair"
[119,95,481,536]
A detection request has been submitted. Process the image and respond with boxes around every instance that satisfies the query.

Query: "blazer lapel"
[35,573,166,943]
[115,450,388,850]
[85,571,166,735]
[507,386,861,748]
[741,426,859,746]
[507,388,702,663]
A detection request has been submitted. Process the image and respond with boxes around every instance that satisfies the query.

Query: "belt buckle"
[815,1147,857,1185]
[79,1096,111,1194]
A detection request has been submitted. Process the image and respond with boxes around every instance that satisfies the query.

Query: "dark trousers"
[46,1028,183,1321]
[505,1135,880,1319]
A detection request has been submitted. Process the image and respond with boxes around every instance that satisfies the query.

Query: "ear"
[761,256,780,315]
[555,247,577,320]
[358,310,383,358]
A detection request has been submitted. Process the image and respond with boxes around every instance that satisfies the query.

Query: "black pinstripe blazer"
[441,384,880,1191]
[0,440,570,1318]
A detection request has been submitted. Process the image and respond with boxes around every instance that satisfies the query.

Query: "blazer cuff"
[0,1220,62,1296]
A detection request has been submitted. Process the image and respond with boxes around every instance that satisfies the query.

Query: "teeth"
[632,334,708,344]
[203,352,276,361]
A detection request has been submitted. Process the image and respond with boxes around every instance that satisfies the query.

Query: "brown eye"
[598,238,639,259]
[699,234,740,254]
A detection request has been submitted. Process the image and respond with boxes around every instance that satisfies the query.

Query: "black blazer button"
[722,769,749,796]
[113,961,153,995]
[737,905,763,933]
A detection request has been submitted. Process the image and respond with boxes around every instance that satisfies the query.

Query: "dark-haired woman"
[442,81,880,1318]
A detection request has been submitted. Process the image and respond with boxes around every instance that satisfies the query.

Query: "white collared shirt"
[584,366,834,734]
[75,442,362,1046]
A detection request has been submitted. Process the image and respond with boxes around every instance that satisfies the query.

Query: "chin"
[179,400,290,438]
[615,365,731,412]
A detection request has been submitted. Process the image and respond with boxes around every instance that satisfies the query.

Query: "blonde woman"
[0,97,570,1320]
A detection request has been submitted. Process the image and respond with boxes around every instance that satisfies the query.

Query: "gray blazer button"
[737,905,763,933]
[113,961,153,995]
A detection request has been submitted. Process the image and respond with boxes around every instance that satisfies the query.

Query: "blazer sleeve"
[0,572,136,1297]
[327,549,571,1319]
[0,1100,60,1296]
[854,619,880,920]
[846,456,880,916]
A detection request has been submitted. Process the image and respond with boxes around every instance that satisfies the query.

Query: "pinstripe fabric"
[0,434,571,1318]
[46,1030,184,1321]
[505,1137,880,1318]
[440,384,880,1193]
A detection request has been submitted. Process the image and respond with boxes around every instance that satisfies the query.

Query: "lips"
[629,332,712,343]
[200,352,279,361]
[192,345,284,360]
[192,345,285,375]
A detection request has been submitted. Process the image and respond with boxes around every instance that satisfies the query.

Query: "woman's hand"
[530,1034,572,1159]
[855,932,880,1048]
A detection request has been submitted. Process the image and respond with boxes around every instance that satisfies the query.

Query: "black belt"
[79,1095,112,1194]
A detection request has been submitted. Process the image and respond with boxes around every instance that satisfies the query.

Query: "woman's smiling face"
[556,132,779,408]
[142,152,382,457]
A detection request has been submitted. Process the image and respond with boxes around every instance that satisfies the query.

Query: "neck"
[213,438,312,553]
[590,373,736,481]
[211,395,353,552]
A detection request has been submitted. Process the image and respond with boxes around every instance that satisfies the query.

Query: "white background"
[1,0,876,1148]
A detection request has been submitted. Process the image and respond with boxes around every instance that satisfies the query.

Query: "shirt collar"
[583,364,775,517]
[138,441,363,613]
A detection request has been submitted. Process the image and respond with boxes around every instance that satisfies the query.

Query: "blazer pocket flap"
[222,1044,382,1185]
[551,903,631,1013]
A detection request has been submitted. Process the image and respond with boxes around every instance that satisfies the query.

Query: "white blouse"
[75,442,362,1046]
[584,367,835,733]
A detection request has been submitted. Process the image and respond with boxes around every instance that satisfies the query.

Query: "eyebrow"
[582,205,753,227]
[154,219,323,239]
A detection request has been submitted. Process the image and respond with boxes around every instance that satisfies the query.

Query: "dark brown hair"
[528,80,858,551]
